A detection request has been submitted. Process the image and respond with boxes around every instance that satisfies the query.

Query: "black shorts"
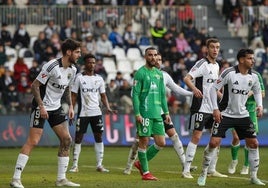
[211,116,256,140]
[161,114,174,132]
[30,107,67,128]
[188,112,214,131]
[75,115,103,134]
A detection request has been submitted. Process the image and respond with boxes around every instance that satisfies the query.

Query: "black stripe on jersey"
[46,58,62,72]
[194,58,207,68]
[190,76,203,113]
[218,84,229,111]
[221,66,235,78]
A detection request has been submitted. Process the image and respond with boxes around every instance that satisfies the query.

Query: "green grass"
[1,146,267,188]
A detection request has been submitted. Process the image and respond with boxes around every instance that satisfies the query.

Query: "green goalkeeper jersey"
[246,71,265,112]
[132,66,169,118]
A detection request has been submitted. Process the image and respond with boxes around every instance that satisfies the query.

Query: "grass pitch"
[1,146,267,188]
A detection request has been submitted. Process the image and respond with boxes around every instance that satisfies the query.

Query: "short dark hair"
[145,47,158,55]
[61,39,81,55]
[237,48,254,61]
[206,38,220,47]
[83,53,96,62]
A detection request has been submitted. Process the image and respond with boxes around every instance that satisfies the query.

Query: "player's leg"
[70,117,88,172]
[11,109,45,188]
[228,129,240,174]
[183,129,202,178]
[241,111,257,175]
[163,115,185,169]
[123,136,139,175]
[90,116,109,172]
[197,137,220,186]
[52,110,80,187]
[246,138,265,185]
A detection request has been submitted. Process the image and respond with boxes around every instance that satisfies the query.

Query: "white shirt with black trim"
[72,73,105,117]
[36,58,76,111]
[212,66,262,118]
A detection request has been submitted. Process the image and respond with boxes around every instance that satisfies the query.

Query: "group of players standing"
[9,37,265,188]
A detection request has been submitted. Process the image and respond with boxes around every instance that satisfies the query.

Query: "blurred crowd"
[0,0,268,115]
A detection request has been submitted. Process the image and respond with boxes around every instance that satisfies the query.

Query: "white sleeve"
[210,85,218,110]
[252,75,263,107]
[71,74,80,94]
[165,72,192,96]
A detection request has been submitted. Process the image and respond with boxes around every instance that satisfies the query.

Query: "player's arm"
[184,74,203,98]
[31,79,48,119]
[253,75,263,118]
[160,74,170,124]
[132,71,142,123]
[100,93,116,114]
[165,72,193,96]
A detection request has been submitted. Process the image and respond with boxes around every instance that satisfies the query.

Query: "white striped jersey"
[34,58,77,111]
[188,58,219,113]
[71,73,105,117]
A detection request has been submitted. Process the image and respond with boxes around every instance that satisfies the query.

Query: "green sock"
[244,146,249,166]
[138,150,148,174]
[146,144,160,161]
[231,144,240,160]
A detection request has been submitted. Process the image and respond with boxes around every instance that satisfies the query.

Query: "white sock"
[170,133,185,167]
[57,156,69,181]
[208,146,220,173]
[72,143,81,167]
[13,153,29,180]
[183,142,197,173]
[248,147,259,179]
[95,142,104,168]
[126,139,139,168]
[202,145,217,175]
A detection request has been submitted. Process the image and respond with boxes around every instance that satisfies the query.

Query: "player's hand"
[213,109,222,123]
[256,106,263,118]
[136,115,143,124]
[106,108,118,114]
[39,106,49,119]
[193,87,203,98]
[164,114,171,124]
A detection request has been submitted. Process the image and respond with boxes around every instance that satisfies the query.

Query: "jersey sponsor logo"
[82,88,98,92]
[231,88,249,95]
[233,81,239,85]
[52,83,67,90]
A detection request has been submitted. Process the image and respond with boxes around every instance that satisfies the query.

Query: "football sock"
[126,139,138,168]
[208,146,220,173]
[95,142,104,167]
[13,153,29,180]
[138,147,148,174]
[202,145,216,175]
[183,142,197,173]
[243,146,249,167]
[72,143,81,167]
[57,156,69,180]
[248,147,259,179]
[231,143,240,160]
[146,143,162,161]
[170,133,185,166]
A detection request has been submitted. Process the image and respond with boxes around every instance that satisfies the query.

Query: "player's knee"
[62,135,72,147]
[247,139,259,148]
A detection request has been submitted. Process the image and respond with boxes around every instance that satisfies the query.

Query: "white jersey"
[188,58,219,113]
[214,66,262,118]
[35,58,76,111]
[72,73,105,117]
[163,71,192,97]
